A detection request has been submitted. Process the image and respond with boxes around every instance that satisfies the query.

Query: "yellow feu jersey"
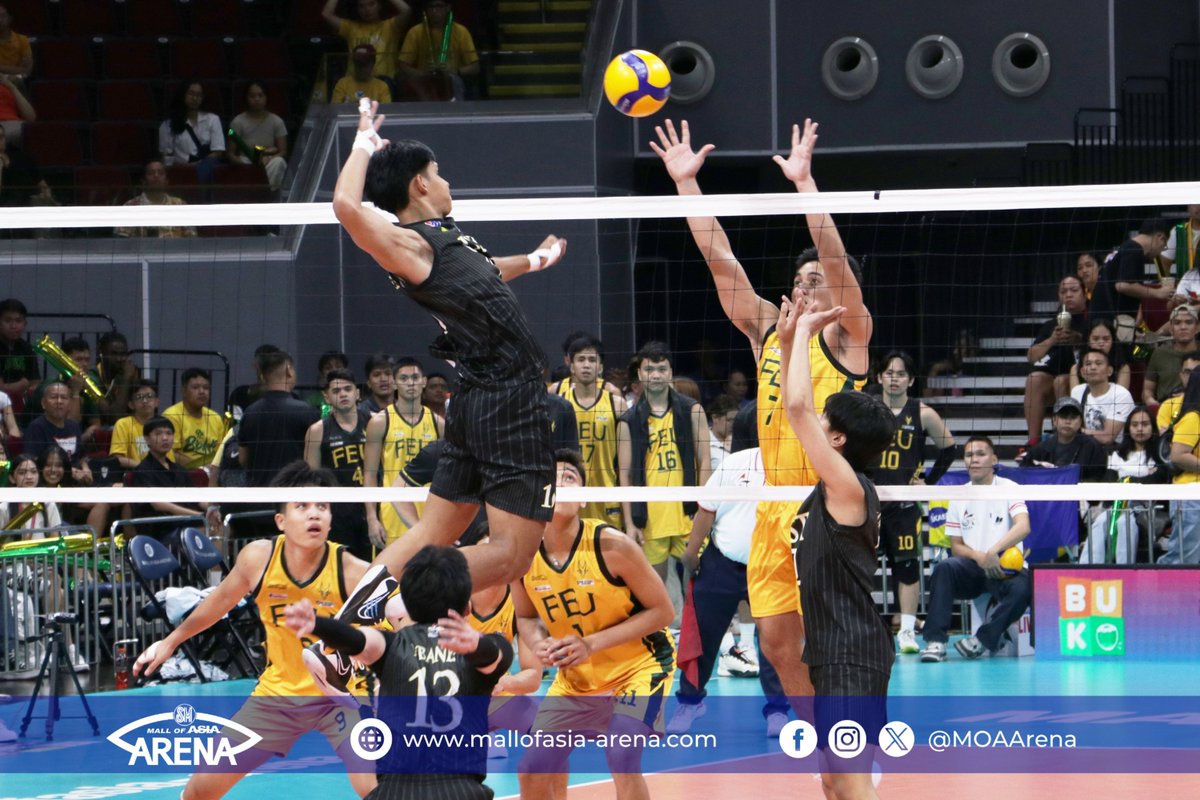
[379,404,440,541]
[251,536,348,697]
[644,409,690,539]
[468,585,516,642]
[524,518,676,695]
[557,378,619,489]
[757,329,866,486]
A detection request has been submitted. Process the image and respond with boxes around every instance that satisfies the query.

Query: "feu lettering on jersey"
[525,519,675,694]
[380,405,440,542]
[558,378,622,527]
[644,410,689,539]
[468,585,516,642]
[321,411,370,488]
[757,329,866,486]
[874,397,924,486]
[252,536,347,697]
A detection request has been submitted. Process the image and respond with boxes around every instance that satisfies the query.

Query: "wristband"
[464,633,501,668]
[526,241,562,271]
[352,128,381,157]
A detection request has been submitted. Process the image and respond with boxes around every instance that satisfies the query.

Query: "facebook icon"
[778,720,818,759]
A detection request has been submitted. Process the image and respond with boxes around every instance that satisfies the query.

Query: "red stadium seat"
[58,0,120,37]
[33,39,95,80]
[234,39,291,80]
[97,81,159,121]
[24,122,84,167]
[232,79,294,119]
[91,122,156,167]
[288,0,336,39]
[190,0,249,38]
[125,0,187,37]
[164,163,204,204]
[170,38,231,81]
[74,165,133,206]
[30,81,90,122]
[103,38,163,80]
[15,0,55,37]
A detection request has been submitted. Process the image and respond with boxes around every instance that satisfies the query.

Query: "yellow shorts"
[642,533,688,566]
[746,499,803,618]
[536,667,674,734]
[229,694,361,756]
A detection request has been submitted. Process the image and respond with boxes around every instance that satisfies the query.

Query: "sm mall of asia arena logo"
[1058,577,1124,657]
[107,703,262,766]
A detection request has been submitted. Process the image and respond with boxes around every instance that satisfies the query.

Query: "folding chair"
[176,527,261,677]
[124,535,210,682]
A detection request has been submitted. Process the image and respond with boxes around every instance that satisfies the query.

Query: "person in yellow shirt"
[0,5,32,82]
[321,0,410,76]
[330,44,393,104]
[163,367,226,469]
[1156,354,1200,432]
[397,0,478,101]
[109,378,170,469]
[1161,369,1200,564]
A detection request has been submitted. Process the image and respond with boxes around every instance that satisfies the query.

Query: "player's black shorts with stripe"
[879,502,923,564]
[368,774,493,800]
[811,663,889,770]
[431,378,555,521]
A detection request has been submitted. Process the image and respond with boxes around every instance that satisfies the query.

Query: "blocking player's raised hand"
[436,609,482,654]
[650,119,715,185]
[772,118,818,186]
[282,598,317,637]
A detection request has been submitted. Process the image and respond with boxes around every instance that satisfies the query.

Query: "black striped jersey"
[320,410,371,488]
[795,474,894,675]
[872,397,924,486]
[393,218,546,387]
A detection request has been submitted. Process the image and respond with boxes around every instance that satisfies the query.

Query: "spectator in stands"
[1018,396,1107,480]
[673,375,702,404]
[159,81,226,184]
[229,82,288,192]
[1070,348,1135,448]
[706,393,739,470]
[919,435,1032,662]
[230,343,282,416]
[37,442,111,536]
[95,332,139,425]
[0,72,32,144]
[163,368,226,470]
[0,297,38,408]
[127,416,213,526]
[110,378,164,469]
[1068,318,1130,390]
[331,44,393,104]
[114,161,198,239]
[1076,251,1101,305]
[1163,204,1199,309]
[1089,217,1172,324]
[23,382,93,483]
[397,0,479,101]
[1160,369,1200,564]
[0,387,18,441]
[304,349,349,412]
[0,124,40,207]
[1023,274,1088,445]
[322,0,411,77]
[1142,304,1199,406]
[30,336,102,445]
[1156,353,1200,432]
[238,349,320,486]
[422,370,449,415]
[722,369,751,409]
[358,351,395,415]
[0,6,31,82]
[0,454,61,534]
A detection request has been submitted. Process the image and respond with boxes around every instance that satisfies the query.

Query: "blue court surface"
[3,651,1200,800]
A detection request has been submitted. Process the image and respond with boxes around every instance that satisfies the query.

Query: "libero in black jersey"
[333,101,567,593]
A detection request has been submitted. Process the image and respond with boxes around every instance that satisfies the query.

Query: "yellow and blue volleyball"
[999,546,1025,577]
[603,50,671,117]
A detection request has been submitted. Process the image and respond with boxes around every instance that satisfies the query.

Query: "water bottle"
[114,639,137,690]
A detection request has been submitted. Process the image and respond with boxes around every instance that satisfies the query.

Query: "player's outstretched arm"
[134,539,271,678]
[775,120,870,352]
[494,235,568,282]
[361,412,388,550]
[511,580,554,667]
[777,292,864,524]
[284,598,388,665]
[332,99,431,286]
[651,119,776,356]
[437,610,514,675]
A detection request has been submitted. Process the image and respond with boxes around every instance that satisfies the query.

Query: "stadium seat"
[91,122,156,167]
[233,39,291,80]
[232,78,294,119]
[29,81,90,122]
[174,527,261,678]
[16,0,55,37]
[124,0,187,38]
[102,38,163,80]
[32,39,95,80]
[164,164,204,204]
[97,81,159,122]
[24,122,84,167]
[170,38,231,81]
[74,165,133,206]
[57,0,119,37]
[124,535,212,683]
[288,0,335,39]
[189,0,248,38]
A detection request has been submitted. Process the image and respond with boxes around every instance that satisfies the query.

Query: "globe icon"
[358,725,387,753]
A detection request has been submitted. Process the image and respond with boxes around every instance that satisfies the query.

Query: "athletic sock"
[900,614,917,633]
[738,622,756,647]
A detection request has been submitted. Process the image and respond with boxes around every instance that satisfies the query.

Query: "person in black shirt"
[129,416,218,535]
[778,292,895,797]
[283,545,511,799]
[1090,217,1173,324]
[1023,274,1089,445]
[333,100,566,592]
[239,350,320,487]
[0,297,39,408]
[1019,396,1107,481]
[304,368,373,561]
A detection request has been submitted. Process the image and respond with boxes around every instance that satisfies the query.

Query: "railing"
[25,313,119,351]
[128,348,232,412]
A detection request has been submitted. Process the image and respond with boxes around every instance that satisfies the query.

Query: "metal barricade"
[0,525,109,680]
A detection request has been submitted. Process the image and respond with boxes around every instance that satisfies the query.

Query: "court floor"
[3,651,1199,799]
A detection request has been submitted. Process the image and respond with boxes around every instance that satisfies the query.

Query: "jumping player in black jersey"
[872,351,956,654]
[283,545,513,800]
[305,367,374,561]
[333,100,566,591]
[778,292,895,799]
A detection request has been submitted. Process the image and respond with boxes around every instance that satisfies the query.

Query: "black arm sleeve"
[312,614,368,656]
[924,445,958,485]
[466,633,513,674]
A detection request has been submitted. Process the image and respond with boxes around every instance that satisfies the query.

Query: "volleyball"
[999,546,1025,577]
[604,50,671,117]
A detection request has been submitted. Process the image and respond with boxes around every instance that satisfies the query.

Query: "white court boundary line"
[1,181,1199,228]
